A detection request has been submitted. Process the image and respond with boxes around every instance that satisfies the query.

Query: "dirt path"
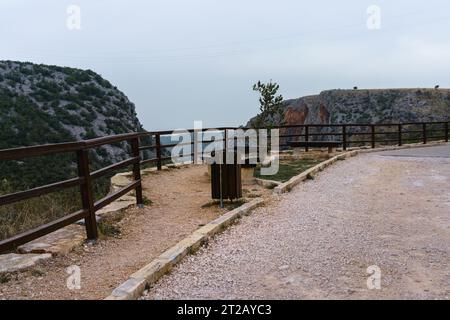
[0,165,248,300]
[145,148,450,299]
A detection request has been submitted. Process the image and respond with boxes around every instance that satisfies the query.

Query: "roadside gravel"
[144,151,450,299]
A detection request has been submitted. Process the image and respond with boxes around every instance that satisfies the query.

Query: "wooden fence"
[0,121,448,252]
[0,133,143,252]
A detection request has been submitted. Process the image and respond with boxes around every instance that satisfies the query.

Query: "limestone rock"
[17,224,86,256]
[0,253,51,274]
[96,200,135,218]
[248,88,450,127]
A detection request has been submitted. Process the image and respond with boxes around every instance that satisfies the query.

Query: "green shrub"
[36,80,61,94]
[66,103,79,111]
[50,100,60,108]
[65,71,91,85]
[5,72,22,83]
[83,128,98,140]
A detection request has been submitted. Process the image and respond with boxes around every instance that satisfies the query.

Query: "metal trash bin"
[211,163,242,200]
[210,151,242,201]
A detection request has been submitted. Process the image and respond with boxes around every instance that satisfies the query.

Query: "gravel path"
[144,148,450,300]
[0,165,254,300]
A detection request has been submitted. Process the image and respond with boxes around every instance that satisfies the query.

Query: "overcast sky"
[1,0,450,130]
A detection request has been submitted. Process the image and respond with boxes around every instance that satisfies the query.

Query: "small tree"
[252,80,285,128]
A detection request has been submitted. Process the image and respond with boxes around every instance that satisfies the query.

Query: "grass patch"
[142,196,153,206]
[0,177,112,241]
[201,199,247,210]
[0,186,82,241]
[201,201,216,209]
[98,220,121,238]
[247,193,262,198]
[141,170,153,177]
[97,208,126,238]
[0,273,11,284]
[224,199,246,210]
[254,159,322,182]
[30,268,45,277]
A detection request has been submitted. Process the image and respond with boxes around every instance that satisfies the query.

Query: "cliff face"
[0,61,146,189]
[281,89,450,126]
[0,61,143,161]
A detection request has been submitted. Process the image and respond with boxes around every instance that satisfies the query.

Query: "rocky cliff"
[246,88,450,147]
[275,89,450,127]
[0,61,145,189]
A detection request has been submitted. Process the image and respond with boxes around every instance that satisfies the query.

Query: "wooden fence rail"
[0,133,143,252]
[0,121,449,253]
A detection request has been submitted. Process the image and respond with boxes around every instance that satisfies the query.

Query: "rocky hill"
[0,61,145,190]
[249,88,450,127]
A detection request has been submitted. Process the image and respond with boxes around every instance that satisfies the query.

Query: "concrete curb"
[104,197,265,300]
[255,178,281,189]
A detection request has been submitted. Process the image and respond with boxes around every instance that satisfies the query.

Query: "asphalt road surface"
[144,145,450,300]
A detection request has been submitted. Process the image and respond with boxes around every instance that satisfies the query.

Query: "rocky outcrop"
[280,89,450,126]
[0,253,51,274]
[247,88,450,146]
[0,60,149,190]
[0,60,143,154]
[248,88,450,128]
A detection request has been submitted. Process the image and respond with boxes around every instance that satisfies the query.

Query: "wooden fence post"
[76,149,98,240]
[224,129,228,161]
[422,123,427,144]
[371,125,375,148]
[398,124,402,146]
[342,125,347,151]
[130,137,143,207]
[256,129,260,163]
[155,133,162,170]
[304,125,309,152]
[445,122,449,142]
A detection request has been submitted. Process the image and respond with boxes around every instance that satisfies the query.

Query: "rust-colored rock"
[281,105,308,144]
[284,105,308,125]
[248,88,450,128]
[318,104,330,124]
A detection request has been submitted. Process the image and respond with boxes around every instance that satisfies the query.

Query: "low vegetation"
[0,185,81,242]
[0,170,123,242]
[255,159,323,182]
[251,80,285,128]
[0,60,153,242]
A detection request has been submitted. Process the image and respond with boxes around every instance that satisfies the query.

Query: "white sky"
[1,0,450,130]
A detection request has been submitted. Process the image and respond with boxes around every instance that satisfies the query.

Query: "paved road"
[376,144,450,158]
[144,146,450,300]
